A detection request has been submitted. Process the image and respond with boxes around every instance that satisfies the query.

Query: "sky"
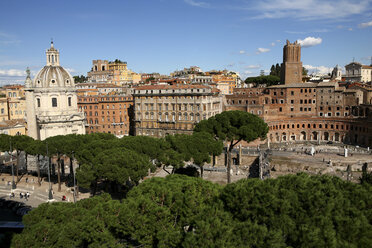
[0,0,372,85]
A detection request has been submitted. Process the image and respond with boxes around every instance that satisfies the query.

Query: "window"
[290,100,294,104]
[291,91,294,96]
[279,107,282,112]
[68,97,72,107]
[52,98,57,107]
[291,107,294,112]
[37,98,41,107]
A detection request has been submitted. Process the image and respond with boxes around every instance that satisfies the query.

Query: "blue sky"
[0,0,372,85]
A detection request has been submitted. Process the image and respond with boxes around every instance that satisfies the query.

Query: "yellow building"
[212,75,237,95]
[0,97,8,121]
[8,98,26,120]
[0,85,26,120]
[108,60,141,85]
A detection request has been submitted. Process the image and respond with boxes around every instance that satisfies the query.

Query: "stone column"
[25,89,39,140]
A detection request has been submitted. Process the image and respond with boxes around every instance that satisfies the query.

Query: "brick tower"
[281,40,303,85]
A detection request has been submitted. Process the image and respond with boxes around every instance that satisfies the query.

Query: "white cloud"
[252,0,370,21]
[65,68,76,74]
[359,20,372,28]
[244,65,261,69]
[239,50,246,54]
[243,70,253,74]
[297,37,322,48]
[0,69,26,77]
[184,0,210,8]
[256,48,270,54]
[0,32,21,45]
[304,65,333,75]
[271,42,276,46]
[348,27,353,31]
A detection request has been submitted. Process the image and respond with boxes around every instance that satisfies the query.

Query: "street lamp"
[9,138,16,190]
[46,142,53,200]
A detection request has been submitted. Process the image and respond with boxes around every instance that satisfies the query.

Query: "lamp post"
[9,138,16,190]
[46,142,53,200]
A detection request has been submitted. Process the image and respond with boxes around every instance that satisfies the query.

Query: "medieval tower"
[281,40,303,85]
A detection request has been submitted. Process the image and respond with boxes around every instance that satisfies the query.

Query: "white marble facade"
[25,42,85,140]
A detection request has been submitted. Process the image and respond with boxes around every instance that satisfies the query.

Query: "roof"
[317,81,340,87]
[361,65,372,69]
[0,119,26,129]
[134,84,211,90]
[1,85,24,90]
[77,83,121,88]
[269,83,317,88]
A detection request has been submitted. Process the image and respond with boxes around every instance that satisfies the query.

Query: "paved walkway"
[0,175,90,208]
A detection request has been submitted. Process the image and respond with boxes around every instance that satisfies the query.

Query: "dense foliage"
[270,63,308,77]
[72,75,87,84]
[0,131,223,195]
[244,75,281,87]
[11,174,372,247]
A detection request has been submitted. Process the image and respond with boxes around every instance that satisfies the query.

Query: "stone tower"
[281,40,303,85]
[25,42,85,140]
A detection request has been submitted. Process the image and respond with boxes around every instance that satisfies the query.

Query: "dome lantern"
[46,40,60,66]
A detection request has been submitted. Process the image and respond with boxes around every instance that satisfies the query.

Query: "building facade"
[225,40,372,147]
[345,62,372,83]
[78,93,133,137]
[133,84,222,137]
[25,42,85,140]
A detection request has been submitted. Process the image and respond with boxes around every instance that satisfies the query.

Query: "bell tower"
[281,40,303,85]
[46,40,60,66]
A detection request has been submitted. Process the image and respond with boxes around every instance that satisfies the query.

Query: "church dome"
[33,65,74,88]
[32,41,75,88]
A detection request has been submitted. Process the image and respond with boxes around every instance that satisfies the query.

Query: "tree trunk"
[200,166,204,178]
[76,182,79,198]
[92,180,98,196]
[16,151,20,183]
[227,149,232,184]
[25,153,28,175]
[212,155,216,167]
[37,155,41,186]
[57,155,61,192]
